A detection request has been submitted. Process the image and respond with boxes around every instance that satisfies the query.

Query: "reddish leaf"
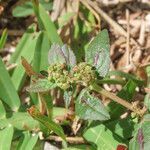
[117,145,127,150]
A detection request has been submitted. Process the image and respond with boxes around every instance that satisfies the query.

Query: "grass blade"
[0,57,20,111]
[9,25,36,63]
[11,32,40,91]
[32,1,63,45]
[17,131,38,150]
[0,100,6,119]
[0,125,14,150]
[28,106,66,141]
[0,29,7,50]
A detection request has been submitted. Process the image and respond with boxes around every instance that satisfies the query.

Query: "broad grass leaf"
[0,125,14,150]
[0,57,20,111]
[75,89,110,121]
[33,32,50,72]
[9,25,36,63]
[0,108,66,130]
[27,79,56,93]
[28,106,66,141]
[33,3,62,44]
[12,0,52,17]
[83,123,125,150]
[0,100,6,119]
[11,32,39,91]
[85,29,110,77]
[0,28,7,50]
[8,112,39,130]
[29,31,50,105]
[48,44,76,67]
[0,112,39,130]
[13,1,33,17]
[16,131,38,150]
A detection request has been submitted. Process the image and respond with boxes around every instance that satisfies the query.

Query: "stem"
[96,79,125,85]
[90,82,144,116]
[47,135,86,144]
[39,92,53,120]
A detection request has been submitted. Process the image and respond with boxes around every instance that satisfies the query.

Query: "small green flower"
[72,62,96,86]
[47,62,96,90]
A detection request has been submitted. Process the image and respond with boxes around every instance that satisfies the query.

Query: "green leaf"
[85,29,110,77]
[33,3,62,44]
[12,0,52,17]
[0,57,20,111]
[16,131,38,150]
[9,25,36,63]
[33,32,50,72]
[108,80,137,118]
[28,106,66,141]
[105,117,137,139]
[0,28,7,50]
[0,100,6,119]
[0,107,67,130]
[12,2,33,17]
[0,112,39,130]
[8,112,39,130]
[48,44,76,67]
[83,122,125,150]
[27,79,56,93]
[107,70,144,86]
[64,90,72,108]
[30,31,50,105]
[75,89,110,121]
[11,32,40,91]
[0,125,14,150]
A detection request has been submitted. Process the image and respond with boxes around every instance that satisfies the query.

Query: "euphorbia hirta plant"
[25,29,146,141]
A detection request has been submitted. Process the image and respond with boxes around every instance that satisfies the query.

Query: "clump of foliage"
[0,0,149,150]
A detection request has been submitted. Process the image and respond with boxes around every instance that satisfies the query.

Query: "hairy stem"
[39,92,53,120]
[90,82,144,116]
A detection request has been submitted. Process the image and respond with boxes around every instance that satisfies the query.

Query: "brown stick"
[126,9,130,66]
[80,0,100,26]
[86,0,140,47]
[91,83,145,116]
[47,135,86,144]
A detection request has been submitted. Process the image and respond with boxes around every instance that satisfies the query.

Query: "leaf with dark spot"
[48,44,76,67]
[85,29,110,77]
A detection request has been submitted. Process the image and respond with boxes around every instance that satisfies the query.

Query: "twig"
[138,18,146,46]
[126,9,130,66]
[86,0,140,47]
[0,29,24,36]
[80,0,100,26]
[47,135,86,144]
[91,83,146,116]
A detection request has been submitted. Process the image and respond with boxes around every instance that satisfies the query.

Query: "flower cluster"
[72,62,96,86]
[48,63,72,90]
[48,63,96,90]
